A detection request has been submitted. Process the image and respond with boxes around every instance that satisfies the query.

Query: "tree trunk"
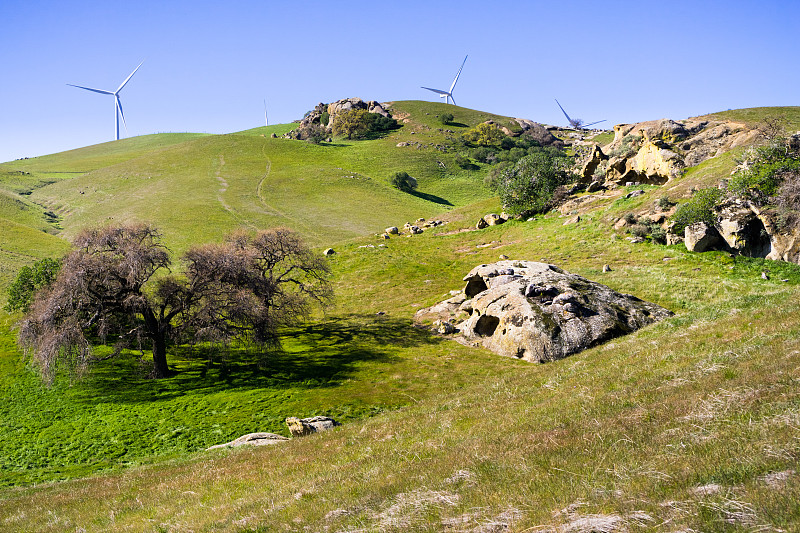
[151,331,170,378]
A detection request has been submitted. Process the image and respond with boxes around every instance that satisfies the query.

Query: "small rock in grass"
[286,416,340,437]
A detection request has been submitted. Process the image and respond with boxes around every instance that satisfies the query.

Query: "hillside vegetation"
[0,103,798,532]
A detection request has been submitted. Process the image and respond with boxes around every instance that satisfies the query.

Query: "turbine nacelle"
[554,98,606,131]
[421,55,468,106]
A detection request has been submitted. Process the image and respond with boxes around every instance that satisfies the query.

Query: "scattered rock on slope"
[207,432,289,450]
[415,261,672,363]
[286,416,341,437]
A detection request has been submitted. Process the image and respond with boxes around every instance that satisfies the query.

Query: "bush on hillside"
[670,187,724,234]
[5,258,60,313]
[440,113,454,125]
[494,150,577,215]
[303,123,328,144]
[331,109,399,139]
[462,123,506,147]
[729,141,800,203]
[390,171,417,193]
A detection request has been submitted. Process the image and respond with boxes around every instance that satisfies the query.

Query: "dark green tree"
[495,150,576,215]
[390,171,417,192]
[5,258,60,313]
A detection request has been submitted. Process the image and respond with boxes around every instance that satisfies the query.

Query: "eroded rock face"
[678,200,800,263]
[591,118,759,185]
[415,261,672,363]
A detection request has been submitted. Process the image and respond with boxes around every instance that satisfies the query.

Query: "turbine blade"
[554,99,572,123]
[421,86,450,96]
[116,60,144,93]
[67,83,114,95]
[450,95,457,106]
[117,96,128,135]
[449,55,468,93]
[582,120,607,128]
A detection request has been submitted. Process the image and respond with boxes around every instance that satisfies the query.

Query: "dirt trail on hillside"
[214,154,256,229]
[256,144,319,239]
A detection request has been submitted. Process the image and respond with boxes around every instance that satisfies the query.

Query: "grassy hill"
[0,104,799,532]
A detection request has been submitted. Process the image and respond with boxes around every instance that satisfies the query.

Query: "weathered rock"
[410,226,423,234]
[599,118,759,185]
[415,261,672,363]
[484,213,506,226]
[385,226,399,235]
[716,203,772,257]
[666,233,684,246]
[207,432,289,450]
[476,218,489,229]
[581,145,608,181]
[515,119,564,148]
[323,248,335,256]
[587,181,604,193]
[684,222,720,252]
[286,416,341,437]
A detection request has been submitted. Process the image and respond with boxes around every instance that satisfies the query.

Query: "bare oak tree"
[18,224,331,382]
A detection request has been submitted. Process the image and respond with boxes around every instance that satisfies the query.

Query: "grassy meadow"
[0,103,798,531]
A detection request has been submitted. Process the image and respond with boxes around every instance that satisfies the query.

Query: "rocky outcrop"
[415,261,672,363]
[288,97,392,140]
[207,432,289,450]
[514,118,564,148]
[587,118,759,185]
[677,199,800,263]
[286,416,341,437]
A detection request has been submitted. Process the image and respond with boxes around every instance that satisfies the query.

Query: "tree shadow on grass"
[77,314,443,404]
[410,190,454,206]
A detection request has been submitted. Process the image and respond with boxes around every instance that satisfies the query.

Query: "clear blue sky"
[1,0,797,162]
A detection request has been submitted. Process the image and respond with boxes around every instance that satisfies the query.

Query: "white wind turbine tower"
[421,55,468,105]
[67,61,145,141]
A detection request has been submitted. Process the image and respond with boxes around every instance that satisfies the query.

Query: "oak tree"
[17,224,331,382]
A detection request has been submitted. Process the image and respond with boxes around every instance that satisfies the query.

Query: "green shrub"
[729,142,800,202]
[320,111,330,126]
[656,196,676,210]
[670,187,724,234]
[440,113,454,125]
[462,123,506,147]
[390,171,417,193]
[495,151,577,215]
[5,258,61,313]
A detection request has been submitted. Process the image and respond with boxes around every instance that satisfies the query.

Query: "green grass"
[698,106,800,131]
[0,104,798,531]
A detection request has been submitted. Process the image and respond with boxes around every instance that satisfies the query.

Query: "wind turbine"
[264,99,269,128]
[421,55,468,105]
[67,61,144,141]
[554,98,605,130]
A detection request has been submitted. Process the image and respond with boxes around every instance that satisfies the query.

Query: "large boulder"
[684,222,721,252]
[415,261,672,363]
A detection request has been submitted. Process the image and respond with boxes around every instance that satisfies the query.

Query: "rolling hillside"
[0,103,799,532]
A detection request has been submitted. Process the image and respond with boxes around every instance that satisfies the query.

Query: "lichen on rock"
[415,261,672,363]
